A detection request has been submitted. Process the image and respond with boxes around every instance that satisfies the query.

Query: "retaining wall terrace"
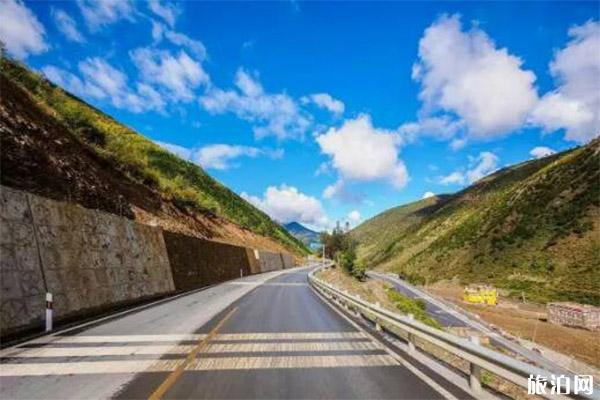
[0,186,298,338]
[163,232,252,291]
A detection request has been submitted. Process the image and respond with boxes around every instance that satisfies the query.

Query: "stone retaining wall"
[1,186,175,337]
[163,232,252,291]
[0,186,298,338]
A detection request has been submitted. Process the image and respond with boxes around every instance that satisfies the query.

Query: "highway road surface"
[0,266,463,399]
[368,271,573,377]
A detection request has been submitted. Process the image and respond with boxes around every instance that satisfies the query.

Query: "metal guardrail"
[308,265,597,400]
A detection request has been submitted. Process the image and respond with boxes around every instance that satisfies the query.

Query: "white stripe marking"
[0,355,397,376]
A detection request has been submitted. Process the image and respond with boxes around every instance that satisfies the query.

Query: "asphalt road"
[1,266,449,399]
[368,271,572,376]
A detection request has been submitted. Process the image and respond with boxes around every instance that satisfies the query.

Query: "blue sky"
[2,1,598,231]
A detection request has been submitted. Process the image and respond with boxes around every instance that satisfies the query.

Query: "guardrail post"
[469,336,482,392]
[374,302,383,330]
[407,314,416,353]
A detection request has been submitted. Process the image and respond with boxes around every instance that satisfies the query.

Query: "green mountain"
[0,56,307,255]
[352,141,600,305]
[284,222,320,248]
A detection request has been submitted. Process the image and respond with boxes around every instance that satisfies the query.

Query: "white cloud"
[196,144,282,170]
[301,93,345,115]
[422,191,435,199]
[529,146,556,159]
[0,0,48,58]
[76,0,135,31]
[52,8,85,43]
[347,210,361,223]
[130,48,209,102]
[154,141,193,160]
[200,69,311,140]
[316,114,409,189]
[148,0,179,28]
[42,59,165,113]
[413,14,538,139]
[398,116,464,142]
[530,21,600,143]
[439,171,466,186]
[466,151,499,183]
[155,142,282,170]
[241,185,328,228]
[439,151,499,186]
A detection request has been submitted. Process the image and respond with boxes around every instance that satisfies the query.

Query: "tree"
[320,227,365,281]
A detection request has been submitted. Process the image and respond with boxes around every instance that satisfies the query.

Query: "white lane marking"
[225,282,307,286]
[21,332,366,348]
[204,341,380,353]
[187,355,397,370]
[0,360,179,376]
[0,355,397,376]
[3,345,196,357]
[5,341,379,358]
[6,340,379,359]
[27,334,207,344]
[216,332,367,340]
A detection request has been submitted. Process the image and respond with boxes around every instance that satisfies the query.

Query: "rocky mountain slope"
[0,57,307,255]
[352,141,600,305]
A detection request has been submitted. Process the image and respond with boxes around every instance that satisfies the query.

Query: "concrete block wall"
[163,232,252,291]
[281,253,295,269]
[257,250,284,272]
[1,186,175,337]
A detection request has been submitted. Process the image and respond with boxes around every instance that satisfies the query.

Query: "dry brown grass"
[429,281,600,368]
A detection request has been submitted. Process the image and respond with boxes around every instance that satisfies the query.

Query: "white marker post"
[45,292,53,332]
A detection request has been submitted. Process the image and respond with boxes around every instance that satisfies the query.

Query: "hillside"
[284,222,320,248]
[0,57,307,255]
[351,142,600,305]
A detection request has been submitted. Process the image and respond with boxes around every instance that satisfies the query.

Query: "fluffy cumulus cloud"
[241,185,328,228]
[76,0,136,31]
[52,8,85,43]
[155,142,282,170]
[422,191,435,199]
[412,14,538,139]
[439,151,499,186]
[529,146,556,159]
[301,93,345,115]
[148,0,179,28]
[316,114,409,193]
[130,48,209,102]
[42,58,165,113]
[0,0,48,58]
[530,21,600,143]
[200,69,311,140]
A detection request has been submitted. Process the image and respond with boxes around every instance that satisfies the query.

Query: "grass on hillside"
[0,56,307,255]
[352,141,600,305]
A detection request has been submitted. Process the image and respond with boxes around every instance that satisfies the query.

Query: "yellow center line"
[147,307,238,400]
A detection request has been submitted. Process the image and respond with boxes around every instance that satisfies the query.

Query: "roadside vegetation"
[0,56,307,255]
[385,288,442,329]
[320,228,366,280]
[351,140,600,305]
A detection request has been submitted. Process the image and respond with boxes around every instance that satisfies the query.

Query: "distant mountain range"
[352,139,600,305]
[284,222,321,249]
